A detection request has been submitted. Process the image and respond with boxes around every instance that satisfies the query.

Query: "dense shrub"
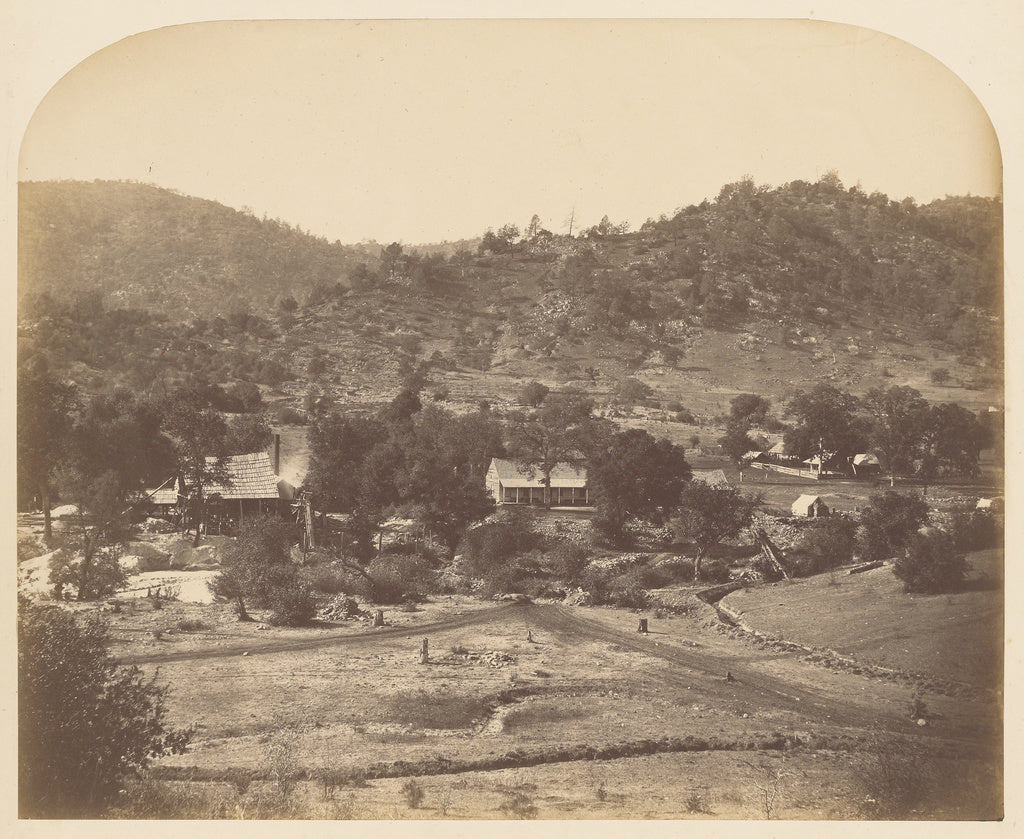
[948,507,1002,552]
[792,516,857,577]
[636,563,672,589]
[545,542,591,584]
[478,551,547,598]
[275,406,307,425]
[674,408,697,424]
[18,599,193,816]
[604,571,650,608]
[699,560,733,584]
[893,530,968,593]
[265,583,318,627]
[300,562,351,595]
[459,510,537,576]
[366,554,438,604]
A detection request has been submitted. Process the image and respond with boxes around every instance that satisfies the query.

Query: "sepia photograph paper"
[5,0,1021,832]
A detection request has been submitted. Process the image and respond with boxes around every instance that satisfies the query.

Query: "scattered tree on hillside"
[671,484,756,581]
[520,380,550,407]
[856,491,930,563]
[589,429,691,544]
[497,223,521,255]
[729,393,772,427]
[19,598,193,817]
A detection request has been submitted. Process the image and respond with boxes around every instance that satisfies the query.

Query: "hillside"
[18,178,1002,424]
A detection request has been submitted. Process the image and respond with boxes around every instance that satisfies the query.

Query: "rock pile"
[318,596,368,622]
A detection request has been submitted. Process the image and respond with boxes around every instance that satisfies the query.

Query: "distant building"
[485,458,590,507]
[850,453,881,477]
[792,494,830,518]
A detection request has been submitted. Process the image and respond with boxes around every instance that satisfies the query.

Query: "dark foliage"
[791,515,857,577]
[856,491,930,563]
[18,599,193,817]
[893,530,969,593]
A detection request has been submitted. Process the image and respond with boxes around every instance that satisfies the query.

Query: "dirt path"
[121,601,528,665]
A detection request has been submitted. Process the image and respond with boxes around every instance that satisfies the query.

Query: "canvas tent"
[791,494,829,517]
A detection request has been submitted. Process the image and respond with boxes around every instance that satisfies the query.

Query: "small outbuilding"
[792,494,829,518]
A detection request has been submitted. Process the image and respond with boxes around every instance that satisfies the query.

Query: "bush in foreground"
[18,598,193,817]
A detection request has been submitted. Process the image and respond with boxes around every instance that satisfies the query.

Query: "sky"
[17,17,1002,245]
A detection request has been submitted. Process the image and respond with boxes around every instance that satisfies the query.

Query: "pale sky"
[18,18,1002,244]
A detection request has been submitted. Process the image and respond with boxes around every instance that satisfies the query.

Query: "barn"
[485,458,590,507]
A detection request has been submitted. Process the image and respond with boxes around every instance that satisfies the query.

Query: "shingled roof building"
[180,451,291,524]
[485,458,590,507]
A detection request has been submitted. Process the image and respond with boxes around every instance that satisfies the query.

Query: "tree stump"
[420,638,429,664]
[637,618,648,634]
[373,609,385,627]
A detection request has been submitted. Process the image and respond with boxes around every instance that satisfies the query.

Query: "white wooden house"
[485,458,590,507]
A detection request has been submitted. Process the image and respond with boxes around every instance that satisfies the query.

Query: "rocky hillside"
[18,178,1002,426]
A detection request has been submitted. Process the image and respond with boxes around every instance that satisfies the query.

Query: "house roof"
[768,441,789,455]
[852,453,880,466]
[692,469,729,488]
[203,452,283,500]
[792,494,824,510]
[489,458,587,488]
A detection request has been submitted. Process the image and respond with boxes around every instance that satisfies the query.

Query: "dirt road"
[125,601,991,744]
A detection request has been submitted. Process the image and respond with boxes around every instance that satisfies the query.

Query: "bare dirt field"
[94,580,1002,820]
[720,551,1003,688]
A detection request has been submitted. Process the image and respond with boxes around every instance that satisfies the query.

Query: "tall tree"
[162,400,229,546]
[48,468,131,601]
[672,484,756,581]
[505,392,595,507]
[923,402,985,478]
[588,429,691,544]
[305,412,384,513]
[863,385,931,479]
[393,404,498,553]
[17,356,77,542]
[784,383,867,460]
